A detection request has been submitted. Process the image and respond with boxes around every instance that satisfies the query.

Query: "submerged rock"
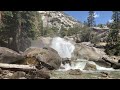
[83,62,97,71]
[68,69,82,75]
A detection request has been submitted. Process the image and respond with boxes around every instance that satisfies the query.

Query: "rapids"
[50,37,115,71]
[58,59,114,71]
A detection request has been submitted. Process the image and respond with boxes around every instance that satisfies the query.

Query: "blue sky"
[64,11,113,25]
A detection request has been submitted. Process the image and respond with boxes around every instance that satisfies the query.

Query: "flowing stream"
[50,37,115,71]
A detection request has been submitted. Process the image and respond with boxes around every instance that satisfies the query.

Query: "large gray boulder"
[72,43,111,68]
[22,47,62,70]
[73,43,106,61]
[0,47,24,63]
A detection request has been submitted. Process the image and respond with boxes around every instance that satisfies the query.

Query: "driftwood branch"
[0,63,37,70]
[102,57,120,69]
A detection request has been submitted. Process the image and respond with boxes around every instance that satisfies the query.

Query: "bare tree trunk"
[0,63,36,70]
[11,34,19,52]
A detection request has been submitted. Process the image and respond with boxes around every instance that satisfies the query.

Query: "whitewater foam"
[50,37,75,59]
[58,59,114,71]
[50,37,114,71]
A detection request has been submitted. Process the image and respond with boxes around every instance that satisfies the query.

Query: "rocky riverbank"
[0,68,50,79]
[50,69,120,79]
[0,36,120,79]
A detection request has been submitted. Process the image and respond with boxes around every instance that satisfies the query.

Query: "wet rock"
[68,69,82,75]
[94,60,111,68]
[100,71,109,77]
[62,59,71,65]
[83,62,97,71]
[59,66,65,69]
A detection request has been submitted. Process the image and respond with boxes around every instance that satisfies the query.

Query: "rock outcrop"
[38,11,84,30]
[73,43,106,61]
[22,47,62,70]
[72,43,112,68]
[0,47,24,64]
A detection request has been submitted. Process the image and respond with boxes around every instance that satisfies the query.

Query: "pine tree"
[87,11,96,27]
[0,11,40,52]
[111,11,120,29]
[105,11,120,55]
[0,11,13,47]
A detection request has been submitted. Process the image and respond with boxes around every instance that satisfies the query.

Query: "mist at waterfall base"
[50,37,114,71]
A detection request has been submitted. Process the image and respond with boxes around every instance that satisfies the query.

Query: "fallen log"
[102,57,120,69]
[0,63,50,79]
[0,63,37,70]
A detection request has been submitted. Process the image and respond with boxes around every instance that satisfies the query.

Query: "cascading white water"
[58,59,114,71]
[50,37,75,59]
[50,37,115,71]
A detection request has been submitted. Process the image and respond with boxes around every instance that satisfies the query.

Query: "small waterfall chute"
[50,37,75,59]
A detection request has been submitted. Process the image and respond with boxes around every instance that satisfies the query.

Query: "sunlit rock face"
[73,43,106,61]
[50,37,75,59]
[38,11,84,30]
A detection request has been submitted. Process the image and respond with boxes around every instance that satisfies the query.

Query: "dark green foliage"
[111,11,120,29]
[105,29,120,55]
[106,21,112,28]
[87,11,96,27]
[59,26,68,37]
[105,11,120,56]
[43,27,59,37]
[79,28,91,42]
[97,24,104,28]
[0,11,42,52]
[67,26,81,36]
[58,25,82,37]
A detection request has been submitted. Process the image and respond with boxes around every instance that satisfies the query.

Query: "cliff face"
[38,11,84,29]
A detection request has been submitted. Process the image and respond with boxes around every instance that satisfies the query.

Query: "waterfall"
[50,37,75,59]
[50,37,114,71]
